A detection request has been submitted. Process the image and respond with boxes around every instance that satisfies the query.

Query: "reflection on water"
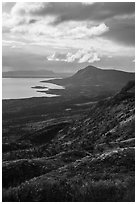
[2,78,64,99]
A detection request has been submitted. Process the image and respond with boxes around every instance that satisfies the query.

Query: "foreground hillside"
[3,81,135,202]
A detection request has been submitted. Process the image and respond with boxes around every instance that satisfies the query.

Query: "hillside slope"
[42,66,135,98]
[3,81,135,202]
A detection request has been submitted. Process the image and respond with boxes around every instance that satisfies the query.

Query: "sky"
[2,2,135,73]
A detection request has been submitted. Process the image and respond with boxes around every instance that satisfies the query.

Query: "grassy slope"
[2,81,135,202]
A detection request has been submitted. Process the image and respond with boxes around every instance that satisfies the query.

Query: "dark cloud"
[9,2,134,46]
[103,16,135,46]
[15,2,134,46]
[2,2,135,73]
[28,19,38,24]
[28,2,135,24]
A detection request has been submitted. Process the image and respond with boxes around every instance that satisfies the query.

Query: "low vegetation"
[2,81,135,201]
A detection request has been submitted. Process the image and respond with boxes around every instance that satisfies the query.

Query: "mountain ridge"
[46,65,134,84]
[42,65,135,98]
[2,70,73,78]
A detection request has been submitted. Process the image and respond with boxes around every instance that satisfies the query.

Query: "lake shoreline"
[2,78,64,100]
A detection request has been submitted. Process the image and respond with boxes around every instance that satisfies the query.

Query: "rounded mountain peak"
[74,65,102,79]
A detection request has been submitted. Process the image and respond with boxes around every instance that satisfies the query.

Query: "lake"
[2,78,64,99]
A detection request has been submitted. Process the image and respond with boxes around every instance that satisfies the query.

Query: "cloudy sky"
[2,2,135,73]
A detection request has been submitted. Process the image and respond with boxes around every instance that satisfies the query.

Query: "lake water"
[2,78,64,99]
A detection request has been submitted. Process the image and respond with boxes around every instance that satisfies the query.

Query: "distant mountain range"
[44,65,135,99]
[2,70,73,78]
